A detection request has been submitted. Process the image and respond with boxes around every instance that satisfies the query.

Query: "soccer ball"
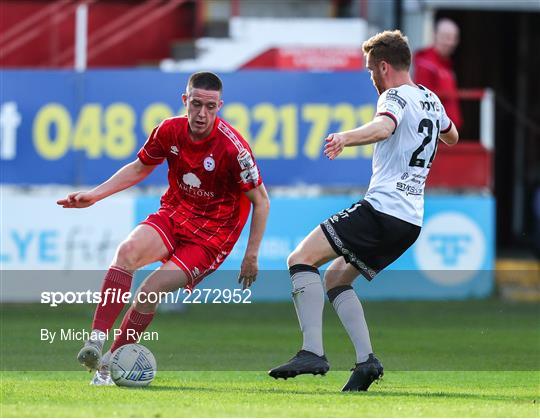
[110,344,157,387]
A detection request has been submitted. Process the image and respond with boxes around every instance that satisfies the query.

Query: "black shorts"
[320,199,421,280]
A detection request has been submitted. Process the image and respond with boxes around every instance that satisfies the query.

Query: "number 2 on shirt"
[409,118,440,168]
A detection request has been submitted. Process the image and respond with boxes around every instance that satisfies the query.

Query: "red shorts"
[141,207,231,289]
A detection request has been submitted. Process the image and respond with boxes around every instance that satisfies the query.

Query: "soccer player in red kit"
[57,72,270,385]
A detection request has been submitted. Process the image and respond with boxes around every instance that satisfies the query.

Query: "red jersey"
[137,116,262,249]
[413,47,462,129]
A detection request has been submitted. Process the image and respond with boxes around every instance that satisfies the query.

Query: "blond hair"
[362,30,411,70]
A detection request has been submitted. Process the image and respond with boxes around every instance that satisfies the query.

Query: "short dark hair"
[362,30,411,71]
[187,71,223,93]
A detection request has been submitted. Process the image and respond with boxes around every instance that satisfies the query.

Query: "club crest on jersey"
[203,156,215,171]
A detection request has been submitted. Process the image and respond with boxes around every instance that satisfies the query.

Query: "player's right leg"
[268,226,337,379]
[77,224,170,373]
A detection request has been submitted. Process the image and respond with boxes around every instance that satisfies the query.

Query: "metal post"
[394,0,402,30]
[75,3,88,71]
[480,88,495,151]
[512,15,528,239]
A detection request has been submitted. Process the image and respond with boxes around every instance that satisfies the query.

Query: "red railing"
[0,0,90,62]
[1,0,193,67]
[428,88,495,190]
[54,0,160,67]
[83,0,187,66]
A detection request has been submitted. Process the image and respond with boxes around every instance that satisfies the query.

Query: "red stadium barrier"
[428,88,494,190]
[428,142,491,189]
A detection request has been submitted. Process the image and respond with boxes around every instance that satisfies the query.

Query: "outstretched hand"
[57,191,97,208]
[324,133,346,160]
[238,254,258,290]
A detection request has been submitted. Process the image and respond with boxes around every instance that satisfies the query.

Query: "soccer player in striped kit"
[269,30,459,391]
[58,72,270,385]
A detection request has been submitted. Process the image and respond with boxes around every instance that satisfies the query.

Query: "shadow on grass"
[372,389,537,402]
[143,384,338,396]
[143,384,537,403]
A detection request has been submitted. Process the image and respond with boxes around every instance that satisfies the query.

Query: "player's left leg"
[324,258,383,391]
[324,258,372,361]
[268,226,338,379]
[108,260,189,355]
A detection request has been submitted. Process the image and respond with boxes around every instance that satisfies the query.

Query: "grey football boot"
[77,338,103,372]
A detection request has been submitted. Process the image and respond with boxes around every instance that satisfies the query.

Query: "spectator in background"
[414,18,463,129]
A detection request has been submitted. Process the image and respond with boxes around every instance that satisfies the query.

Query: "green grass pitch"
[1,300,539,417]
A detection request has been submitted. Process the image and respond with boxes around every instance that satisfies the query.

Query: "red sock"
[110,307,154,353]
[92,266,133,333]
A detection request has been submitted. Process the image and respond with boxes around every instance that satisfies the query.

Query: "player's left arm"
[238,183,270,290]
[438,104,459,146]
[439,120,459,146]
[324,115,395,160]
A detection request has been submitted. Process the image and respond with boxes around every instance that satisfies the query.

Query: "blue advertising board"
[1,70,377,186]
[0,192,494,301]
[135,194,495,300]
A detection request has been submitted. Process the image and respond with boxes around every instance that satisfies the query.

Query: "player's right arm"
[57,159,158,208]
[58,120,171,208]
[324,115,395,158]
[325,88,405,159]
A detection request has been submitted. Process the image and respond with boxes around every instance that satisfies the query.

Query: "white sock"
[291,267,325,357]
[330,288,372,363]
[101,351,111,368]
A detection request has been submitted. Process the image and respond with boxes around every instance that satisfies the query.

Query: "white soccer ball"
[110,344,157,387]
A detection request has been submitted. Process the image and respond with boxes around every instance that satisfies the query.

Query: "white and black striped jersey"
[363,84,452,226]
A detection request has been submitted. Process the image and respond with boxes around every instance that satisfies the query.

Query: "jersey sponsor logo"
[203,156,215,171]
[400,173,426,185]
[386,89,407,108]
[170,145,179,155]
[180,172,215,198]
[396,182,423,196]
[182,172,201,188]
[419,100,440,112]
